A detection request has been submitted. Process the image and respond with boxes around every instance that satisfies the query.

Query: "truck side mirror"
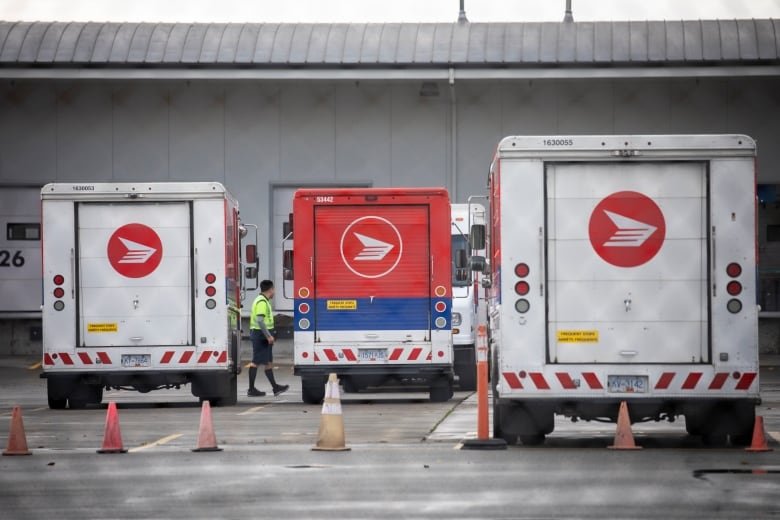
[470,224,486,250]
[245,244,258,265]
[283,213,294,239]
[283,250,294,280]
[455,249,468,269]
[470,255,486,273]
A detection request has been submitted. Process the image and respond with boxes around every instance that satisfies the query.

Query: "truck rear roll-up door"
[77,202,193,348]
[313,205,431,343]
[546,162,708,364]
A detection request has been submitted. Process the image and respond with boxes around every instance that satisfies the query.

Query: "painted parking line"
[28,362,42,370]
[237,405,267,416]
[768,431,780,443]
[128,433,183,453]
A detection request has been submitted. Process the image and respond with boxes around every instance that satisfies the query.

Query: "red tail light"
[205,273,217,284]
[726,263,742,278]
[515,263,529,278]
[727,281,742,296]
[515,281,530,296]
[53,287,65,298]
[205,286,217,297]
[53,275,64,285]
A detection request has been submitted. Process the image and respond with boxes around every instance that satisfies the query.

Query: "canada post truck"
[289,187,455,403]
[486,135,759,445]
[41,182,258,408]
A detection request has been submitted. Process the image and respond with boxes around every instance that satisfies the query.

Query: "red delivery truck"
[287,188,455,403]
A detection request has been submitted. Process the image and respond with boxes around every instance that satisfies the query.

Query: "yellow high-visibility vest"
[250,295,274,330]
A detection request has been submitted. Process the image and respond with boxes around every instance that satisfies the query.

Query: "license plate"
[121,354,151,368]
[607,375,648,394]
[358,349,387,361]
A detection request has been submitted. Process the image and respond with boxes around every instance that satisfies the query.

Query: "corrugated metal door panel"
[77,202,192,347]
[314,204,430,343]
[546,162,708,364]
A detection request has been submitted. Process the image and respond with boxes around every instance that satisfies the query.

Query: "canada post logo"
[588,191,666,268]
[107,223,163,278]
[340,216,403,279]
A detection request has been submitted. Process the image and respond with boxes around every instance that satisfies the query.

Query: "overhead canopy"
[0,20,778,79]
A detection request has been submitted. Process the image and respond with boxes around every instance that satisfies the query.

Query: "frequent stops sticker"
[107,223,163,278]
[588,191,666,268]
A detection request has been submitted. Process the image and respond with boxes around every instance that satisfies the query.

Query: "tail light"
[727,281,742,296]
[515,299,530,313]
[515,263,530,278]
[53,274,65,309]
[205,286,217,297]
[205,273,217,284]
[515,281,530,296]
[726,263,742,278]
[726,262,743,313]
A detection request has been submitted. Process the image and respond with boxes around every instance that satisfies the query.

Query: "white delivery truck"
[451,203,487,390]
[485,135,759,446]
[40,183,258,408]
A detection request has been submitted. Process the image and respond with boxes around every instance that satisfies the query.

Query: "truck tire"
[519,434,546,446]
[729,402,756,447]
[492,402,518,445]
[455,352,477,391]
[429,379,454,402]
[219,375,238,407]
[302,377,326,404]
[47,379,68,410]
[68,383,103,409]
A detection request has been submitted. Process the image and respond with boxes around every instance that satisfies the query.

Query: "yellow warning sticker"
[87,323,118,333]
[327,300,357,310]
[557,330,599,343]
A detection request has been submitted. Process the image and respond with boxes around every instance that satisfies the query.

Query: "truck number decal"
[316,196,334,203]
[543,139,574,146]
[0,250,25,267]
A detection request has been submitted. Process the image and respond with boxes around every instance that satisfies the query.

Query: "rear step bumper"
[295,363,453,379]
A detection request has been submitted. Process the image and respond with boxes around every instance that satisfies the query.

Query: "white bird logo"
[353,233,394,261]
[603,211,658,248]
[118,237,157,264]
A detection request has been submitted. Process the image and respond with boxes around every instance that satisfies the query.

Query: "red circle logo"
[340,216,403,279]
[107,223,163,278]
[588,191,666,268]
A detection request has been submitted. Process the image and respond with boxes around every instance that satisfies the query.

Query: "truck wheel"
[219,375,238,407]
[455,354,477,391]
[68,383,102,409]
[47,380,68,410]
[302,377,326,404]
[492,402,518,445]
[519,434,546,446]
[429,379,454,402]
[730,403,756,447]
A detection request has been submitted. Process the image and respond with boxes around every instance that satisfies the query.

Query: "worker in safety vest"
[247,280,289,397]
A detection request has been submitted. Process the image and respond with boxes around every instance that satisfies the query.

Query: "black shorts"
[250,328,275,365]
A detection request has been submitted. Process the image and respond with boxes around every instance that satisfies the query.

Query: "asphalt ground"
[0,345,779,519]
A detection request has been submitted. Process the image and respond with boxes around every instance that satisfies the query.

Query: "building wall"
[1,75,780,354]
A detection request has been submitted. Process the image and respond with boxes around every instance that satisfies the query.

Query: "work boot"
[247,388,266,397]
[273,385,289,397]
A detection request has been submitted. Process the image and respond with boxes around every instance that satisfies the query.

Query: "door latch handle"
[624,299,632,312]
[133,298,139,309]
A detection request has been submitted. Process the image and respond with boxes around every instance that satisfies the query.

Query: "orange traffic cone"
[97,402,127,454]
[312,373,350,451]
[608,401,642,450]
[192,401,222,452]
[745,416,773,452]
[2,406,32,456]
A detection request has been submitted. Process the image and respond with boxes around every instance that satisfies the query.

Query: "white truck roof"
[42,182,232,200]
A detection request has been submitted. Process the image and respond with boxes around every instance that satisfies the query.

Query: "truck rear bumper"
[497,396,761,423]
[294,363,453,379]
